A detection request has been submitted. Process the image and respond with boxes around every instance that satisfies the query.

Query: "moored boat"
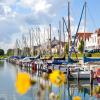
[71,71,91,79]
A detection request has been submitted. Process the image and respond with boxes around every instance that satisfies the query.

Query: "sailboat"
[84,55,100,64]
[52,1,78,66]
[68,1,94,79]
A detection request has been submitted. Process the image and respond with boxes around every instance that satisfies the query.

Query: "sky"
[0,0,100,52]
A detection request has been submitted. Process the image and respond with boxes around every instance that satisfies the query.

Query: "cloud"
[0,0,70,52]
[18,0,52,14]
[0,0,16,5]
[0,19,20,42]
[0,4,17,19]
[33,0,52,14]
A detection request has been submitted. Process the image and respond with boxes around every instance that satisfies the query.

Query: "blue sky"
[0,0,99,51]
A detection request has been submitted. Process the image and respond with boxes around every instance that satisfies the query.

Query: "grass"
[3,52,99,60]
[53,53,100,58]
[71,53,83,58]
[91,53,100,57]
[0,55,8,59]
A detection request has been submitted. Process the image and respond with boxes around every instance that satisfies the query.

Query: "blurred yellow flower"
[15,72,31,95]
[73,96,81,100]
[92,85,100,98]
[49,70,66,87]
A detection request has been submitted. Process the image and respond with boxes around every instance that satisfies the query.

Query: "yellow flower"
[15,72,31,95]
[93,86,100,95]
[73,96,81,100]
[49,70,66,87]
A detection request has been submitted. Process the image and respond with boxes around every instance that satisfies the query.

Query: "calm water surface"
[0,60,99,100]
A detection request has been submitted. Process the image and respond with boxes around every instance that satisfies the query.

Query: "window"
[30,58,34,60]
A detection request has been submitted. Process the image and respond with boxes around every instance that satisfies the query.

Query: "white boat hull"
[71,71,91,79]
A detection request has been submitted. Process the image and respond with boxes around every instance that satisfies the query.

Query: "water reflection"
[0,61,99,100]
[0,61,35,100]
[0,60,4,70]
[29,77,98,100]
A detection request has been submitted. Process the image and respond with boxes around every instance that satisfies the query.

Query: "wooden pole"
[77,68,79,82]
[90,70,93,85]
[59,21,61,57]
[67,66,70,79]
[62,17,66,57]
[68,1,71,55]
[49,24,52,57]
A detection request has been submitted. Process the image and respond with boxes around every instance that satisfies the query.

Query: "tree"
[7,49,14,56]
[15,48,22,56]
[23,47,30,56]
[78,40,84,53]
[65,42,68,54]
[0,49,4,56]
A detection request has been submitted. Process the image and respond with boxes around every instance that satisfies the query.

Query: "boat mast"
[84,1,87,55]
[62,17,68,58]
[69,2,86,58]
[62,17,66,57]
[68,0,71,60]
[43,28,45,56]
[44,28,45,44]
[38,27,41,56]
[31,28,35,56]
[32,28,34,56]
[15,39,19,56]
[29,29,32,56]
[59,21,61,57]
[49,24,52,57]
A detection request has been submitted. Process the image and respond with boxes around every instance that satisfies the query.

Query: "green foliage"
[0,61,4,65]
[71,53,83,59]
[23,47,30,56]
[86,53,91,57]
[7,49,14,56]
[17,48,22,56]
[91,53,100,57]
[53,53,59,58]
[78,40,84,53]
[0,49,4,56]
[0,55,8,59]
[85,52,100,57]
[65,42,68,54]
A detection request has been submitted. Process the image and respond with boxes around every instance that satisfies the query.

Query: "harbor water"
[0,60,99,100]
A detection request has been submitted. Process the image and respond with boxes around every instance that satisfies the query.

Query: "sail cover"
[84,56,100,63]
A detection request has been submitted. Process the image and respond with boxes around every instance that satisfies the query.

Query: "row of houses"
[14,28,100,56]
[76,28,100,51]
[33,28,100,55]
[37,37,65,55]
[85,29,100,50]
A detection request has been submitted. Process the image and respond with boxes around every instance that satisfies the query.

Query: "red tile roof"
[95,28,100,36]
[76,32,93,41]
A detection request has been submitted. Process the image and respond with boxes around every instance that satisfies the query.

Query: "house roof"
[33,45,41,49]
[33,37,66,49]
[51,37,66,48]
[76,32,93,41]
[95,28,100,36]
